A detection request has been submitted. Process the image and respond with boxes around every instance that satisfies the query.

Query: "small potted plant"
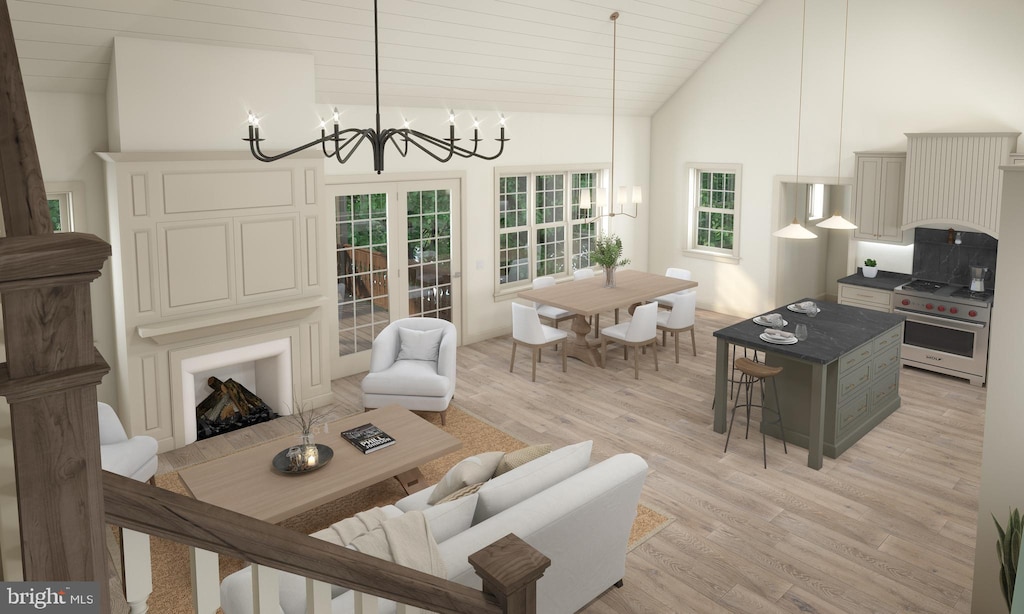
[862,258,878,279]
[591,234,631,287]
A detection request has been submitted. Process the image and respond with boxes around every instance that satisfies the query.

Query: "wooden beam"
[0,1,51,237]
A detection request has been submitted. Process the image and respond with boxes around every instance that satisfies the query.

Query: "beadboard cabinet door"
[853,152,907,244]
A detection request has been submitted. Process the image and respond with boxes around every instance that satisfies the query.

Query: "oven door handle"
[894,308,986,329]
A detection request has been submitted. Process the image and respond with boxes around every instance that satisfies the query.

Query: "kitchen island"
[713,300,905,469]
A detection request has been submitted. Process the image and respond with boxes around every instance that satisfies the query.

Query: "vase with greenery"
[995,508,1023,611]
[591,234,631,288]
[862,258,878,279]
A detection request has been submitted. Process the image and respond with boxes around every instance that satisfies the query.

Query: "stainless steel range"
[894,279,993,386]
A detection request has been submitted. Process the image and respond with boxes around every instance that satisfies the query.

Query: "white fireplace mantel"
[137,296,323,345]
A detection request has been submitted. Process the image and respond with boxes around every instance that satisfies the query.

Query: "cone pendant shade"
[816,212,857,229]
[773,218,817,239]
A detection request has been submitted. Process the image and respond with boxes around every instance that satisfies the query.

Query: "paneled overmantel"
[99,151,334,451]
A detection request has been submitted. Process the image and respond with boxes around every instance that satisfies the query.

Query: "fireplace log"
[195,377,277,440]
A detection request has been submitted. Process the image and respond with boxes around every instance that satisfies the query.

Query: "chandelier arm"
[405,129,508,161]
[383,128,412,158]
[321,127,367,158]
[332,130,374,165]
[399,130,458,164]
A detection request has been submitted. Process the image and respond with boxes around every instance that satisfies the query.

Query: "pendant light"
[816,0,858,231]
[773,0,816,240]
[580,12,642,220]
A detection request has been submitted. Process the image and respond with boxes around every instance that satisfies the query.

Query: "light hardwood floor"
[159,307,984,613]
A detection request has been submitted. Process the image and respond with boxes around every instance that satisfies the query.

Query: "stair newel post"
[468,533,550,614]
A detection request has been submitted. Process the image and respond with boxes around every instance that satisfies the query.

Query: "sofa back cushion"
[473,440,592,524]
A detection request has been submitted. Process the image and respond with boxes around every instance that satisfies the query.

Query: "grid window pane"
[336,193,390,357]
[694,169,738,255]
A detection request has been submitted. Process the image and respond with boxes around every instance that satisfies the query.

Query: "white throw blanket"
[322,507,446,578]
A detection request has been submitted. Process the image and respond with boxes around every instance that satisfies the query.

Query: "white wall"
[649,0,1024,317]
[975,167,1024,614]
[26,91,118,407]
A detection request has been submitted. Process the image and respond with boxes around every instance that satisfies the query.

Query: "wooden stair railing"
[103,471,550,613]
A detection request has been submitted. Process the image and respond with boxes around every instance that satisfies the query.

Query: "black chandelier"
[244,0,508,174]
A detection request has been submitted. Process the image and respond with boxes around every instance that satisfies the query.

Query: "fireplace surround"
[100,152,335,451]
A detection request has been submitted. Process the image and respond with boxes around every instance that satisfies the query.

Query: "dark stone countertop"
[837,269,912,291]
[713,299,906,364]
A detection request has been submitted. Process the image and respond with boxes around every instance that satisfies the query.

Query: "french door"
[328,179,462,377]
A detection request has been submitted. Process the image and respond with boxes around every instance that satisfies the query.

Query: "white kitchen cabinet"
[853,152,907,244]
[837,284,893,313]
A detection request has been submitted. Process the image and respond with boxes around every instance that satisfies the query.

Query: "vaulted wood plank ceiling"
[10,0,763,116]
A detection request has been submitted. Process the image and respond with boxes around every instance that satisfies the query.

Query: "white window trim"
[493,164,607,300]
[684,162,741,263]
[45,181,87,233]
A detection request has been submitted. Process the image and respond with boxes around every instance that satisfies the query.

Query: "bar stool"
[724,357,788,468]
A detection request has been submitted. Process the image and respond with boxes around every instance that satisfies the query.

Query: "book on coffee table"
[340,423,396,454]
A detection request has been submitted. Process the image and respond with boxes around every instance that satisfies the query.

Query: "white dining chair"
[510,302,568,381]
[655,267,694,308]
[532,276,574,328]
[600,302,659,379]
[656,291,697,362]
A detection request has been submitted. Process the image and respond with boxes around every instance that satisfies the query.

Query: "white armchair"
[98,401,158,483]
[361,317,457,425]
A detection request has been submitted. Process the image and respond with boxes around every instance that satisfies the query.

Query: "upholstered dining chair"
[361,317,457,425]
[655,267,694,308]
[531,276,574,328]
[600,301,659,379]
[510,302,568,382]
[656,291,697,362]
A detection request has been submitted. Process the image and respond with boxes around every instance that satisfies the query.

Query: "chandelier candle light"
[243,0,508,174]
[579,12,642,220]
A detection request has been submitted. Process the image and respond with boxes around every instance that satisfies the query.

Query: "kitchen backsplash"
[913,228,998,289]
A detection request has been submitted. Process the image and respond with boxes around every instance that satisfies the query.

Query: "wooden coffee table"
[178,405,462,523]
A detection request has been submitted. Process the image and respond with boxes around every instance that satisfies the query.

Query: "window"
[46,192,73,232]
[807,183,825,220]
[688,163,740,258]
[497,168,600,288]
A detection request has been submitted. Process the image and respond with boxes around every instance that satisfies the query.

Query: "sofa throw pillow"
[434,482,485,505]
[493,443,552,477]
[396,327,444,362]
[421,493,478,543]
[473,440,593,524]
[427,451,504,505]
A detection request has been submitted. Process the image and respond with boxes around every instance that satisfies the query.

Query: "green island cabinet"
[763,324,903,458]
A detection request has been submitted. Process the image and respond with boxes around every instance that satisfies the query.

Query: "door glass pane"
[336,193,390,356]
[408,189,453,322]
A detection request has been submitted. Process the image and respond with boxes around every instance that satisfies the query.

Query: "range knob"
[901,299,910,306]
[926,303,934,310]
[949,307,958,314]
[969,310,978,317]
[937,305,946,312]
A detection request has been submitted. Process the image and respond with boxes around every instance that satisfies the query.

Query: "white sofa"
[221,441,648,614]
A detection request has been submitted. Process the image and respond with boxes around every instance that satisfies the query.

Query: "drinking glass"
[807,306,820,318]
[795,323,808,341]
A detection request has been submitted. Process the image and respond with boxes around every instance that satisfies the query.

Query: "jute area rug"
[141,406,672,613]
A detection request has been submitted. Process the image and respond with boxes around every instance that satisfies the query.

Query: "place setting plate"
[759,332,798,345]
[753,315,788,327]
[786,304,812,314]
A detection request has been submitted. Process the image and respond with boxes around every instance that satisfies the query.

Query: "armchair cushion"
[396,327,444,362]
[361,361,451,397]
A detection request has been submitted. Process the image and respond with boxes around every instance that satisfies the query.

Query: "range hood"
[902,132,1019,238]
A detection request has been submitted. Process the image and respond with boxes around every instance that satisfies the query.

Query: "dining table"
[516,269,697,367]
[713,299,906,470]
